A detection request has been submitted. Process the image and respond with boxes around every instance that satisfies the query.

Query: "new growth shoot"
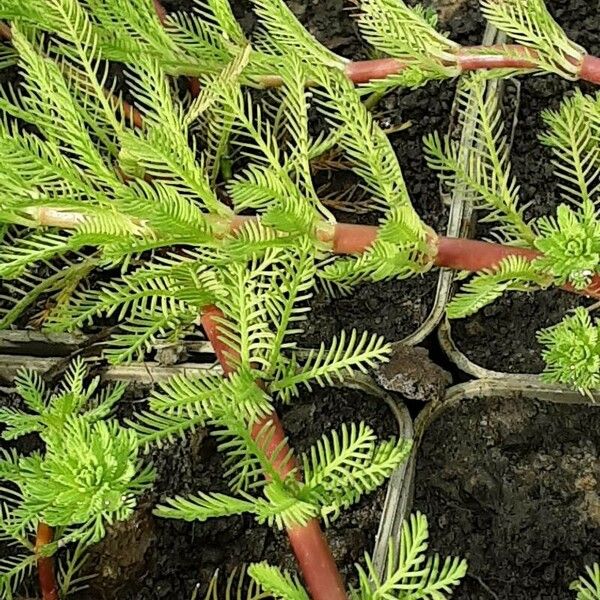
[426,75,600,394]
[0,359,153,600]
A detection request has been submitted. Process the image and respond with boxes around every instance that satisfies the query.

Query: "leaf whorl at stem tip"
[538,307,600,395]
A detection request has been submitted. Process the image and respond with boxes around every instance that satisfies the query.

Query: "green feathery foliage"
[571,564,600,600]
[357,0,460,89]
[446,255,549,319]
[428,75,600,392]
[356,0,594,89]
[0,359,154,599]
[425,75,534,246]
[351,512,467,600]
[538,307,600,395]
[0,5,434,361]
[0,0,341,86]
[143,266,404,526]
[479,0,585,79]
[312,64,431,292]
[0,0,596,95]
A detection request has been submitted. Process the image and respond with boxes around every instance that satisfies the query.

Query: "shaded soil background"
[414,393,600,600]
[450,0,599,374]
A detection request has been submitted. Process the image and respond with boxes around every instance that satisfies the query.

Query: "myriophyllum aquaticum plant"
[425,76,600,395]
[0,1,598,365]
[3,0,600,89]
[0,0,595,596]
[0,359,154,600]
[130,245,466,599]
[0,4,467,599]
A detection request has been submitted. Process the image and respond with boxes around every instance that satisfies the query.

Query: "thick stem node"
[345,58,405,84]
[580,54,600,84]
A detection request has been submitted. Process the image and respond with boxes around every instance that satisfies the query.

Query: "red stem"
[219,217,600,299]
[343,44,600,85]
[36,523,59,600]
[435,236,600,298]
[200,309,348,600]
[580,54,600,85]
[344,45,539,83]
[456,44,539,71]
[434,236,540,271]
[345,58,405,84]
[331,222,379,254]
[152,0,167,24]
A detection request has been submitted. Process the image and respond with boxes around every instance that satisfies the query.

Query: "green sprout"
[538,308,600,395]
[0,359,154,598]
[571,563,600,599]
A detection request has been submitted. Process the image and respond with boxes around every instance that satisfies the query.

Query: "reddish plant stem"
[200,308,348,600]
[120,98,144,129]
[435,236,600,298]
[434,236,540,271]
[35,523,59,600]
[152,0,167,24]
[331,222,379,254]
[456,44,539,71]
[345,44,600,84]
[345,58,405,84]
[0,21,11,41]
[231,216,600,299]
[580,54,600,85]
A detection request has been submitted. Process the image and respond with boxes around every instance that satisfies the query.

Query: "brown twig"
[0,21,12,41]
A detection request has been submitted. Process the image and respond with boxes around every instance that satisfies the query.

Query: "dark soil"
[450,0,600,374]
[414,393,600,600]
[74,385,401,600]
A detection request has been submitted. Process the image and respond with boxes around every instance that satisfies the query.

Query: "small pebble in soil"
[376,343,452,402]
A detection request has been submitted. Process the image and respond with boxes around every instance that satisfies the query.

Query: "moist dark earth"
[71,386,400,600]
[414,393,600,600]
[450,0,600,374]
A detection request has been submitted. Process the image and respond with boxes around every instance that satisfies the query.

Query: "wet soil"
[72,386,400,600]
[450,0,600,374]
[414,393,600,600]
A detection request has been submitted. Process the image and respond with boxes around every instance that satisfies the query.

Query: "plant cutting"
[0,0,594,596]
[0,358,154,600]
[129,245,465,599]
[425,76,600,394]
[0,6,470,598]
[0,4,598,384]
